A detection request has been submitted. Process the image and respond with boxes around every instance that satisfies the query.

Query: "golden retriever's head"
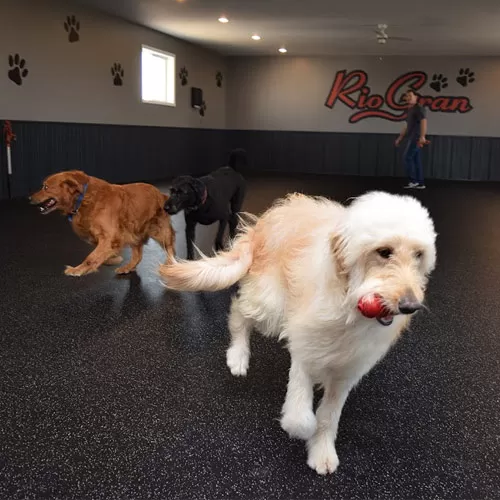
[29,170,89,215]
[334,191,437,326]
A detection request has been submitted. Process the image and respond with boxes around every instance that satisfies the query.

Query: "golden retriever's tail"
[158,227,255,292]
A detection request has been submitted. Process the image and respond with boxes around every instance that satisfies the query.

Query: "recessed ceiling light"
[278,47,287,53]
[218,16,229,23]
[251,34,261,41]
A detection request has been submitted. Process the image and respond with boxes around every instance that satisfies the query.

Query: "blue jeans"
[404,141,424,185]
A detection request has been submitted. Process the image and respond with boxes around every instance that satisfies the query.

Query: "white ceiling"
[76,0,500,56]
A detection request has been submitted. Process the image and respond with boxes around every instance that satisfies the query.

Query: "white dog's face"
[348,236,430,325]
[336,191,437,326]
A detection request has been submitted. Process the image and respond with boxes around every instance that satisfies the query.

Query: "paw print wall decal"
[216,71,223,88]
[429,74,448,92]
[111,63,124,86]
[8,54,29,86]
[199,101,207,117]
[179,66,188,86]
[64,15,80,43]
[456,68,475,87]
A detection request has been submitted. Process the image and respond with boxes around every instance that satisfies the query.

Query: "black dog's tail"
[228,148,247,170]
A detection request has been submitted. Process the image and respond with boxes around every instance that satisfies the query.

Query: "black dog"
[164,149,247,260]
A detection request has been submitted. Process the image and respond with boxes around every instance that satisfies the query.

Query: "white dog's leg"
[280,357,317,441]
[306,380,351,475]
[226,297,252,376]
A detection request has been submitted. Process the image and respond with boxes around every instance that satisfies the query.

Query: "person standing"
[395,89,428,189]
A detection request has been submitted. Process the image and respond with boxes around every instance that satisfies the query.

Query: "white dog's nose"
[398,293,423,314]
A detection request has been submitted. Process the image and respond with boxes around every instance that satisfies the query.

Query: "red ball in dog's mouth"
[357,295,394,326]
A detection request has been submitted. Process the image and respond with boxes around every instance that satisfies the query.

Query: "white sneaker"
[404,182,418,189]
[415,184,426,189]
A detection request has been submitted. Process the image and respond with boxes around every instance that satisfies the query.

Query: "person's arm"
[417,106,428,146]
[419,118,427,144]
[395,125,407,146]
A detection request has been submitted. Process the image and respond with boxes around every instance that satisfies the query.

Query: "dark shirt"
[406,104,426,143]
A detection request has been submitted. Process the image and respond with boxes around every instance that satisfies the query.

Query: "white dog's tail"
[158,229,255,292]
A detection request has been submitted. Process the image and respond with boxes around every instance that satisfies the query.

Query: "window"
[141,45,176,106]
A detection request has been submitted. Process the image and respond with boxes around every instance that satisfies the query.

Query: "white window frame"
[141,45,176,107]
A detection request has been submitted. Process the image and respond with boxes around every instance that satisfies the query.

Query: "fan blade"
[388,36,413,41]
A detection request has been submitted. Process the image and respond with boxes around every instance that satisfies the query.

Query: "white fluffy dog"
[159,191,437,475]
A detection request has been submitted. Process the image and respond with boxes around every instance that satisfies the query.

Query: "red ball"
[357,295,388,318]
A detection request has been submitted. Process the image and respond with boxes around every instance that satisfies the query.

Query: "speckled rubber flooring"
[1,174,499,500]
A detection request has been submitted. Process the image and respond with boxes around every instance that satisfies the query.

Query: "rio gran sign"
[324,70,474,123]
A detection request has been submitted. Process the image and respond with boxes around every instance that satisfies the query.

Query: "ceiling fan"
[374,24,412,44]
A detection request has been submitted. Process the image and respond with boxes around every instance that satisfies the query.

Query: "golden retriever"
[30,170,175,276]
[158,191,437,474]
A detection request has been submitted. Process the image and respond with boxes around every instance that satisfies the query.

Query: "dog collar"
[189,178,207,209]
[200,187,207,205]
[185,186,208,214]
[68,183,88,222]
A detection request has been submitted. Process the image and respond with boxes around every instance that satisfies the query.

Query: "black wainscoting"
[1,121,499,200]
[0,121,227,199]
[227,129,500,182]
[0,137,6,200]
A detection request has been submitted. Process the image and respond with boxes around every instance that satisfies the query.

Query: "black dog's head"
[228,148,247,170]
[164,176,206,215]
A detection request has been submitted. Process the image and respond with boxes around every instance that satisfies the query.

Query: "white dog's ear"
[423,245,437,276]
[330,233,348,278]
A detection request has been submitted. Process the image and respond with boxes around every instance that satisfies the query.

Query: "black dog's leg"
[229,213,238,240]
[229,182,247,240]
[185,221,196,260]
[215,219,227,252]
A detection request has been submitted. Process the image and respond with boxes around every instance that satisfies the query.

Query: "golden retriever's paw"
[281,410,317,441]
[105,256,123,266]
[115,265,136,275]
[64,265,87,277]
[226,344,250,376]
[307,438,339,475]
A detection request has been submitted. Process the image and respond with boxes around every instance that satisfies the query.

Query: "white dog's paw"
[307,437,339,475]
[280,410,317,441]
[226,345,249,376]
